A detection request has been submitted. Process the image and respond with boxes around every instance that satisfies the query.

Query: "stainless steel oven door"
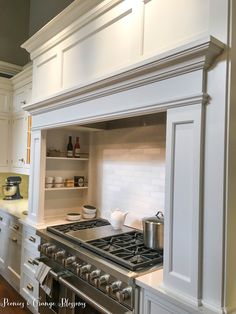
[59,275,133,314]
[35,257,132,314]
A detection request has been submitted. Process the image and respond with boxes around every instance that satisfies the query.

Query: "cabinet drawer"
[0,211,10,227]
[22,246,40,276]
[21,272,39,304]
[23,228,40,250]
[9,218,22,234]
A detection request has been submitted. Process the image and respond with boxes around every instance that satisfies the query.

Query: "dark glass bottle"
[67,136,73,158]
[74,137,80,158]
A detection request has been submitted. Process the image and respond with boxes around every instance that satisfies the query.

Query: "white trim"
[21,0,123,58]
[31,93,208,131]
[23,36,223,115]
[0,60,22,76]
[11,64,32,90]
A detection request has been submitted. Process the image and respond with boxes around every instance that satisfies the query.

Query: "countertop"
[136,267,164,295]
[0,199,29,220]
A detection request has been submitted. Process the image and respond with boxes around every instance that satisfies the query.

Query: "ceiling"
[0,0,73,66]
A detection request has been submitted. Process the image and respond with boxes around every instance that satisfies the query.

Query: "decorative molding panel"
[164,104,204,305]
[28,130,46,224]
[23,36,223,115]
[0,61,22,77]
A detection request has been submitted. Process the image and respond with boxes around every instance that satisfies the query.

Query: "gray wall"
[0,0,30,65]
[0,0,74,66]
[29,0,74,36]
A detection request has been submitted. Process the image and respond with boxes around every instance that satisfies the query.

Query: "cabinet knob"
[13,224,19,230]
[0,217,3,221]
[18,158,25,163]
[29,236,36,243]
[20,101,26,105]
[27,283,34,292]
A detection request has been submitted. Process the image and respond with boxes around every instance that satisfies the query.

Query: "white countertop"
[0,199,29,220]
[136,267,164,295]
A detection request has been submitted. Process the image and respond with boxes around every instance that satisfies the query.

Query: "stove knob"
[45,245,57,254]
[106,280,122,294]
[116,287,132,302]
[86,269,101,281]
[53,250,65,260]
[95,274,110,287]
[80,264,91,275]
[63,256,76,267]
[38,243,51,253]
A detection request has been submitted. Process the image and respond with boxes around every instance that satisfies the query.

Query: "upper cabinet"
[0,64,32,174]
[10,65,32,175]
[21,0,211,105]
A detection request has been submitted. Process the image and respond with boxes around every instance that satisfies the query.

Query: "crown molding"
[21,0,122,59]
[11,63,32,90]
[0,60,22,76]
[23,36,224,115]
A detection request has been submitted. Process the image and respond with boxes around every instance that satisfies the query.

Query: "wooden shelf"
[46,157,89,161]
[45,186,88,191]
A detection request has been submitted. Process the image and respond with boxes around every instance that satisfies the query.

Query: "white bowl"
[45,177,53,184]
[54,176,64,183]
[83,213,96,219]
[54,183,64,188]
[83,205,96,214]
[45,183,53,188]
[66,213,81,221]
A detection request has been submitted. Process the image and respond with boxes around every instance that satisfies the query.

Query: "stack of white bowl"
[82,205,97,219]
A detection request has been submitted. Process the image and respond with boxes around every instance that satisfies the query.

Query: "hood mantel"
[23,36,224,116]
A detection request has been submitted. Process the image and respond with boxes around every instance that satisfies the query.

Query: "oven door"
[59,274,133,314]
[35,257,132,314]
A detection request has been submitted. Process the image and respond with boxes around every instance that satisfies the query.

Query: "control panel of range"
[39,242,133,308]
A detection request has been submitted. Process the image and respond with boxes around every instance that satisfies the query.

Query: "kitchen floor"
[0,276,31,314]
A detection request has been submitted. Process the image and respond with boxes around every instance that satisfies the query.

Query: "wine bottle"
[67,136,73,158]
[74,136,80,158]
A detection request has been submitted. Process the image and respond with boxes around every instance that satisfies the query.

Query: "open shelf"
[46,157,89,161]
[45,186,88,191]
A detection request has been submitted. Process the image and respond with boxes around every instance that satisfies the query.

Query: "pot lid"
[143,211,164,224]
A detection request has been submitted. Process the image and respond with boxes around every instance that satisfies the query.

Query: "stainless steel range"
[36,219,163,314]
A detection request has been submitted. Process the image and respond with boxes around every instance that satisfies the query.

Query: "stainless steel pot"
[142,211,164,250]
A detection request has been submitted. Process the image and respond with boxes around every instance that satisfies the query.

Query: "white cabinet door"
[0,224,8,269]
[0,116,10,171]
[12,83,32,113]
[11,114,28,171]
[7,229,22,292]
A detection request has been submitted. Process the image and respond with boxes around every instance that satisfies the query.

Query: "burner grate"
[47,219,110,237]
[84,232,163,271]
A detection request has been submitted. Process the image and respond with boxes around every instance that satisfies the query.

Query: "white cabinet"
[20,225,40,314]
[140,289,195,314]
[11,114,29,174]
[0,211,22,292]
[0,116,10,171]
[12,83,32,113]
[0,212,10,269]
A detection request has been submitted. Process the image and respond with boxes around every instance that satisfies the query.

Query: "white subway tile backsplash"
[90,124,166,224]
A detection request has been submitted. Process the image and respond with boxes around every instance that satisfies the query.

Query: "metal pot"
[142,211,164,250]
[2,184,17,197]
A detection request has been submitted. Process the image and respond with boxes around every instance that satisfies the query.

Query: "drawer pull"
[11,238,17,243]
[28,258,34,265]
[0,217,2,221]
[0,228,1,232]
[27,284,34,292]
[29,236,36,243]
[13,224,19,230]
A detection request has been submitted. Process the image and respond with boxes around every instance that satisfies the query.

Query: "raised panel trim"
[23,36,223,115]
[164,104,204,305]
[22,0,125,58]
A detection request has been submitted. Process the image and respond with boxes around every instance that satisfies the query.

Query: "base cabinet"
[140,289,196,314]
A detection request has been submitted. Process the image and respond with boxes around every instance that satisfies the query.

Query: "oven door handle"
[59,276,122,314]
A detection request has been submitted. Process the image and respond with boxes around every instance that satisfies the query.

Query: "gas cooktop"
[46,219,163,271]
